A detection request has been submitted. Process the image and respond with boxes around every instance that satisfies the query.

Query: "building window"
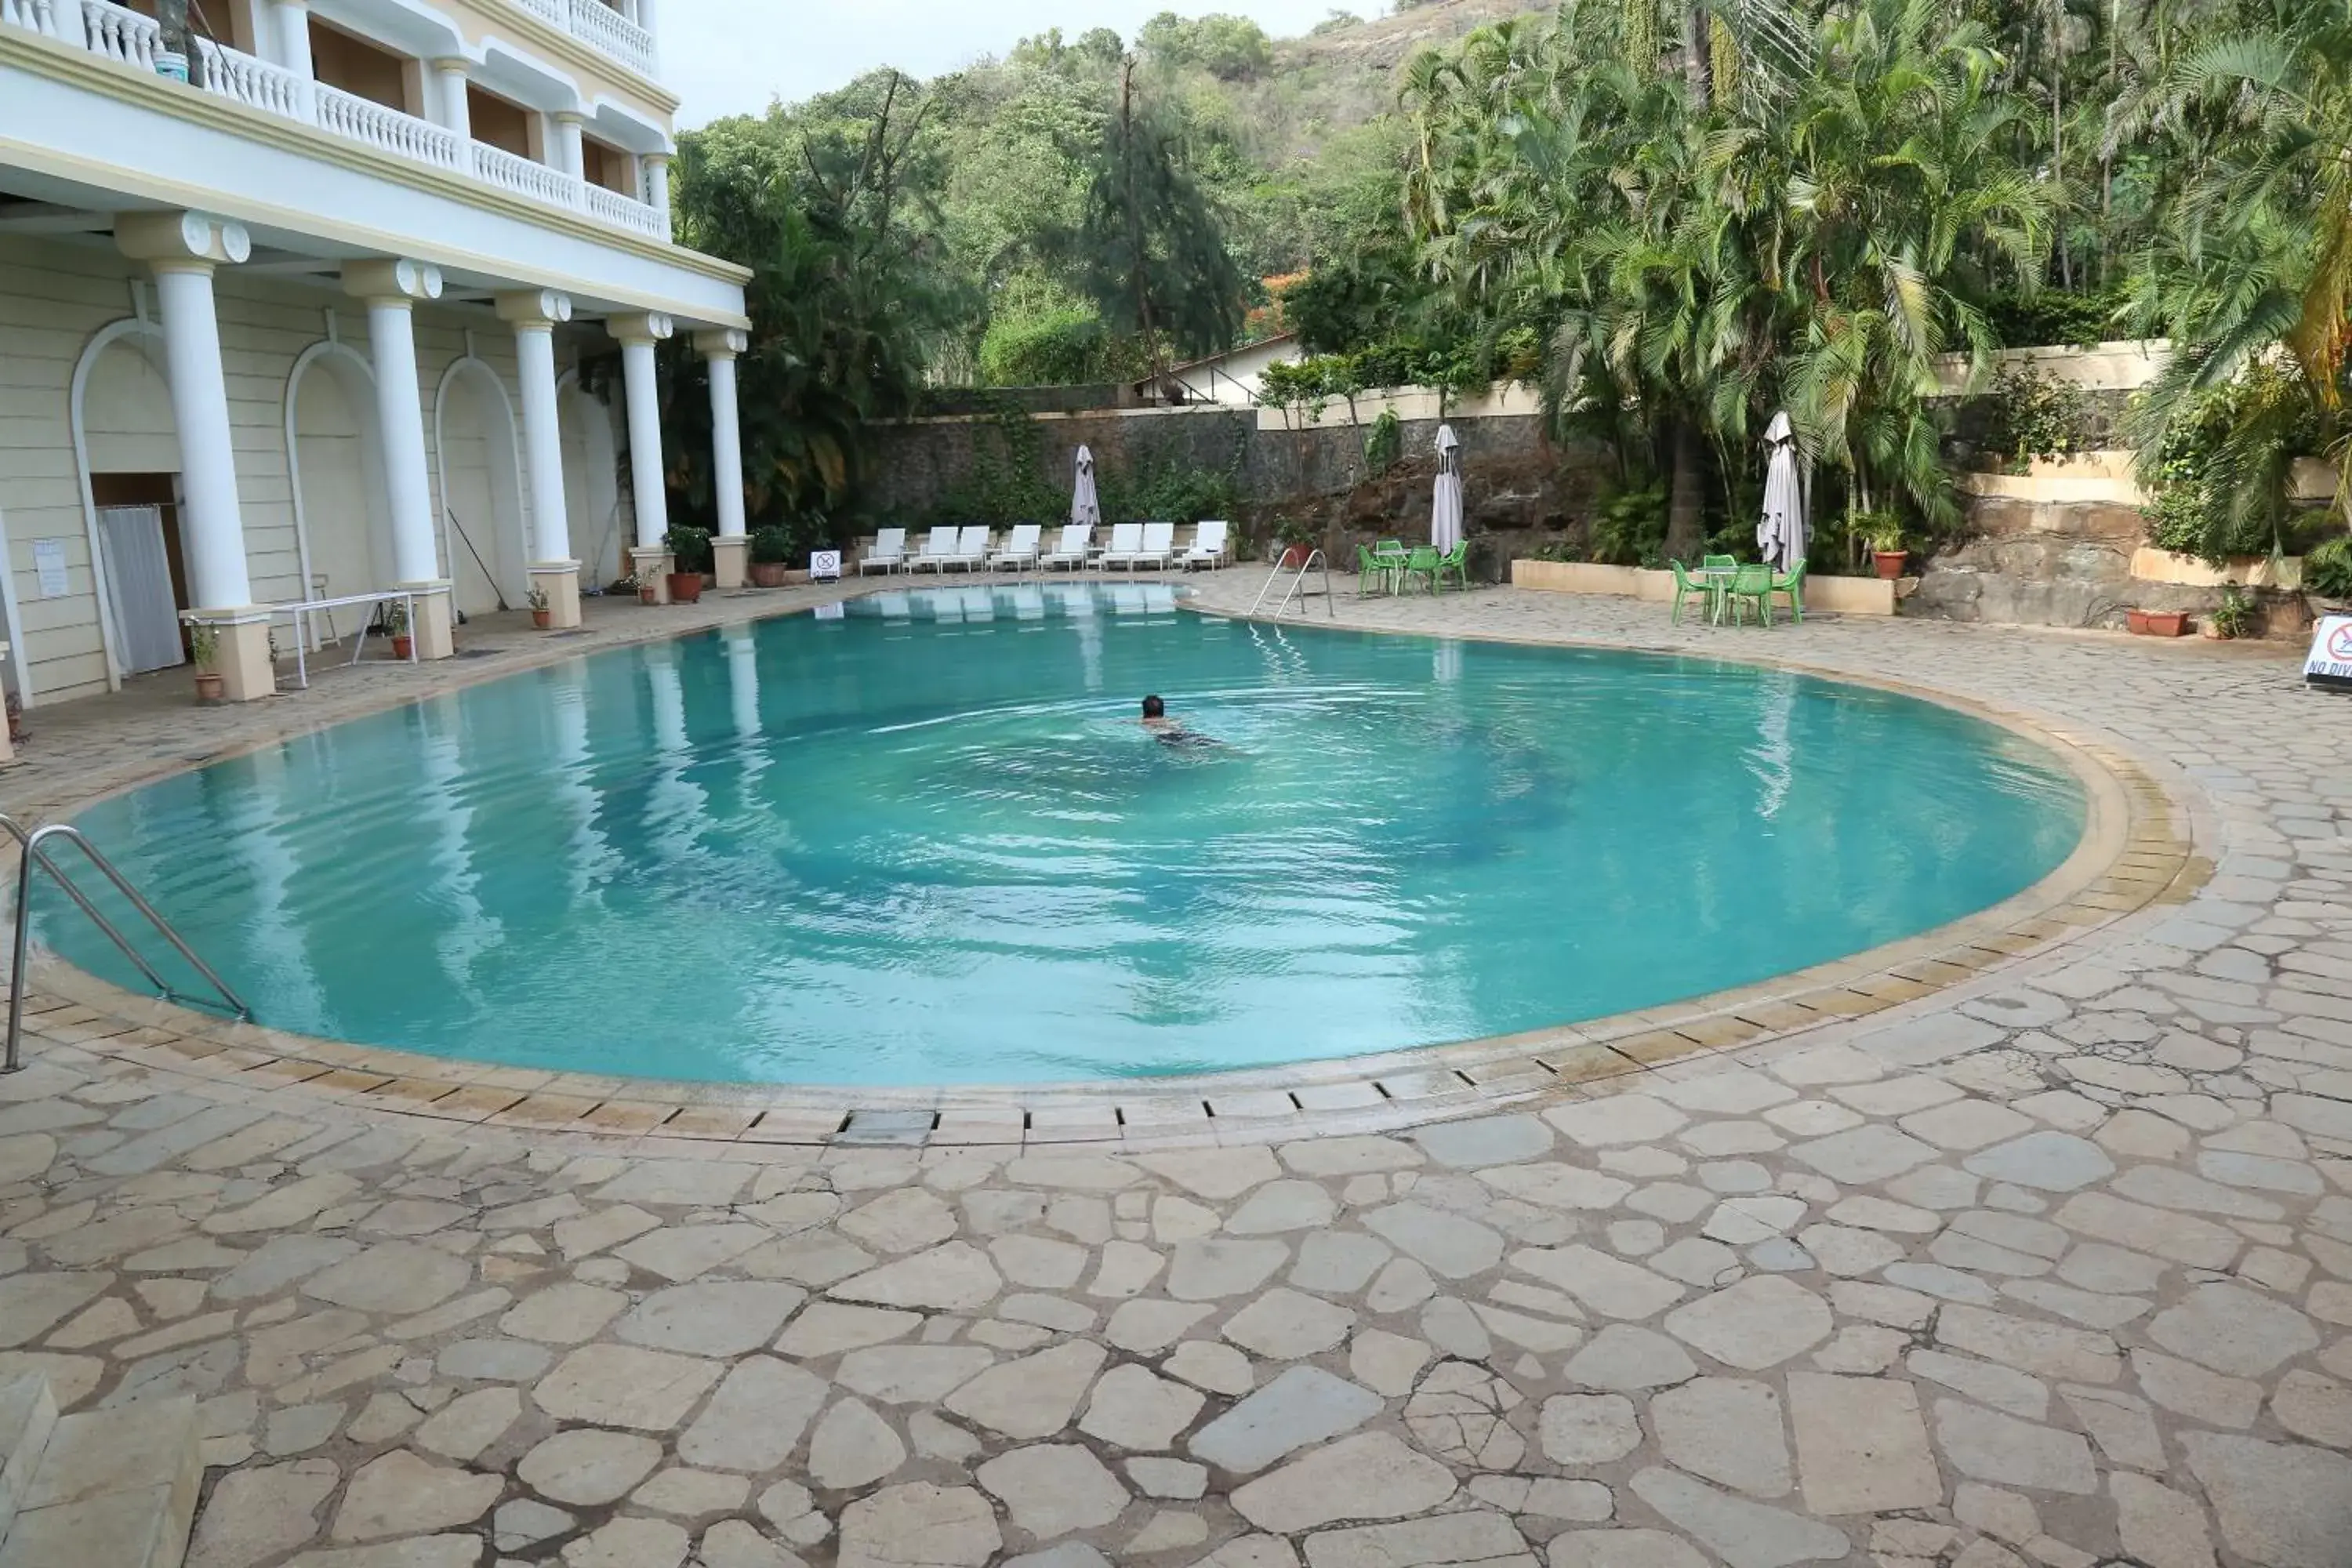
[468,86,535,159]
[580,136,634,195]
[307,19,415,115]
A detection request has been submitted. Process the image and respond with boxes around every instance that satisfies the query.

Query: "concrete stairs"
[0,1374,201,1568]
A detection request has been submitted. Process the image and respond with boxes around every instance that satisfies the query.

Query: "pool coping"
[10,580,2209,1152]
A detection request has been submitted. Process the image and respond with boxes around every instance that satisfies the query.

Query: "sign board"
[2307,615,2352,690]
[810,550,843,583]
[814,601,845,621]
[32,539,67,600]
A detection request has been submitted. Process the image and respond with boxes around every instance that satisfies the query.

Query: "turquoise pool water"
[53,583,2085,1085]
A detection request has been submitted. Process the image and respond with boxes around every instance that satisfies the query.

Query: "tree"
[662,76,956,548]
[1069,60,1248,384]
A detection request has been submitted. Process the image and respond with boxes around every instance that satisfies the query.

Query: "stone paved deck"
[0,575,2343,1567]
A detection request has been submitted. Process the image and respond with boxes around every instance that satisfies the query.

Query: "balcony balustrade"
[8,0,670,244]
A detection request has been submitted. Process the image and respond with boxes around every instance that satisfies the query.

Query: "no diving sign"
[2307,615,2352,690]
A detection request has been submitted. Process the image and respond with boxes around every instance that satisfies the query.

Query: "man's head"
[1142,695,1166,720]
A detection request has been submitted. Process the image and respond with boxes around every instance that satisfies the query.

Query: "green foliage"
[1098,452,1243,524]
[2306,535,2352,599]
[1363,408,1403,474]
[750,525,794,564]
[665,525,715,575]
[1854,512,1908,553]
[977,297,1132,386]
[1138,12,1272,80]
[2140,365,2319,564]
[1072,64,1248,372]
[1987,287,2129,350]
[936,401,1065,524]
[1257,358,1334,423]
[1987,368,2092,473]
[2210,584,2258,638]
[663,82,954,545]
[1588,482,1668,568]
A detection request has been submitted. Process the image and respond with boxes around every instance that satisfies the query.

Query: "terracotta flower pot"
[391,634,414,660]
[2143,611,2187,637]
[2125,608,2151,635]
[667,572,704,604]
[750,561,789,588]
[532,609,552,630]
[639,586,658,605]
[194,671,223,702]
[1871,550,1908,580]
[1280,543,1312,568]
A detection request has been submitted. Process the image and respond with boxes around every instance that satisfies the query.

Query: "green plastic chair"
[1724,562,1774,626]
[1354,543,1397,596]
[1769,557,1806,623]
[1668,561,1715,626]
[1399,545,1441,594]
[1702,553,1736,575]
[1435,541,1470,591]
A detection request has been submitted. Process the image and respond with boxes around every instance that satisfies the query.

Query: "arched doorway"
[557,372,624,591]
[286,343,393,644]
[75,321,188,685]
[432,359,528,615]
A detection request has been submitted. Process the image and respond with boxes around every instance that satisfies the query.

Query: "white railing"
[472,140,579,208]
[511,0,564,24]
[315,82,465,171]
[192,36,303,119]
[0,0,61,38]
[583,180,667,239]
[3,1,673,245]
[78,0,160,69]
[564,0,652,74]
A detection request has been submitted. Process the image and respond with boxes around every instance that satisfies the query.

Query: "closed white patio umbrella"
[1432,424,1464,553]
[1758,412,1806,572]
[1071,446,1102,528]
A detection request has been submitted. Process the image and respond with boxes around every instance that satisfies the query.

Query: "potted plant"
[527,584,553,630]
[2205,584,2256,641]
[384,599,413,660]
[188,620,222,702]
[1859,513,1910,579]
[1272,517,1319,569]
[665,525,712,604]
[749,525,793,588]
[2134,608,2188,637]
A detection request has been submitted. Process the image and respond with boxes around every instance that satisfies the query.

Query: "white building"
[0,0,753,719]
[1142,332,1301,408]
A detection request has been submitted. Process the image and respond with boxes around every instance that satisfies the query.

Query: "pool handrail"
[0,814,251,1073]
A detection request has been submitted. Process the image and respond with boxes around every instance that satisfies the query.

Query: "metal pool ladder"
[1249,548,1334,619]
[0,814,250,1073]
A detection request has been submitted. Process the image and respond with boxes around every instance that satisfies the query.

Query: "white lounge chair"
[941,524,989,573]
[1098,522,1145,571]
[909,525,959,573]
[860,528,906,575]
[1040,524,1092,572]
[989,524,1040,572]
[1182,520,1229,571]
[1129,521,1175,571]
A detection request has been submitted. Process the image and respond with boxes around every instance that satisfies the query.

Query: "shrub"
[1986,367,2090,472]
[750,524,794,564]
[664,524,714,574]
[1588,483,1668,567]
[2307,534,2352,600]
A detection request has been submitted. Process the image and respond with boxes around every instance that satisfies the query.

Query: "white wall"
[0,232,617,704]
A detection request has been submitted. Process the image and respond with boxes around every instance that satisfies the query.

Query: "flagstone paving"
[0,579,2345,1566]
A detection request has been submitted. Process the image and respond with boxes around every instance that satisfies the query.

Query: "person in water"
[1141,694,1218,747]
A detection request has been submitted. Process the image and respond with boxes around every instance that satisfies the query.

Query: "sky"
[660,0,1348,125]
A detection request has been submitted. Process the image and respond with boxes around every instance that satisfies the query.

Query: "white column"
[275,0,314,115]
[642,153,670,217]
[496,289,583,628]
[118,215,251,609]
[636,0,660,70]
[699,328,746,542]
[499,292,572,564]
[553,111,586,177]
[609,314,672,550]
[433,60,471,138]
[343,260,443,585]
[118,212,276,700]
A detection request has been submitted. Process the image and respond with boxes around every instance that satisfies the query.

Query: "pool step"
[0,1376,201,1568]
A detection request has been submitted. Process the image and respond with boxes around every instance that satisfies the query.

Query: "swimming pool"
[53,583,2085,1085]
